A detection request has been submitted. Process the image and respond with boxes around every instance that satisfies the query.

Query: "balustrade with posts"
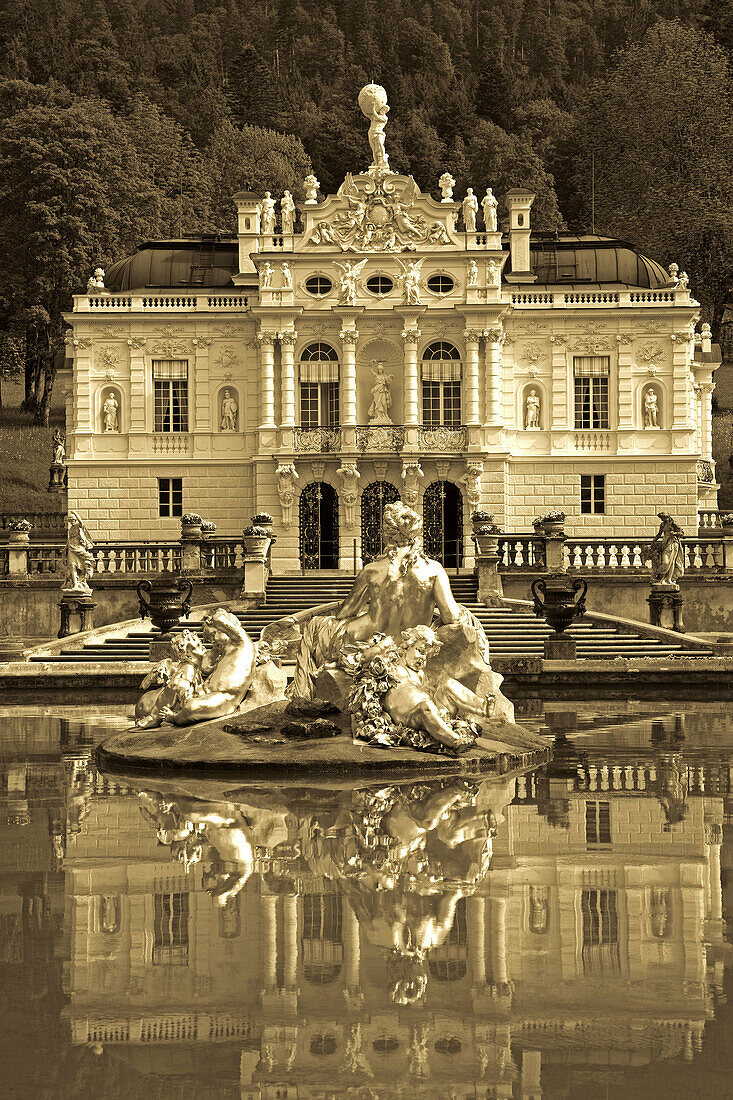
[495,530,732,575]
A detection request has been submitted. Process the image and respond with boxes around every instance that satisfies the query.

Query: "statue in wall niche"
[261,262,273,290]
[281,261,293,289]
[220,389,238,431]
[481,187,498,232]
[459,463,483,510]
[259,191,276,234]
[336,462,361,530]
[401,462,424,507]
[396,258,422,305]
[368,361,393,424]
[86,267,108,294]
[275,461,300,528]
[649,512,685,587]
[462,188,478,232]
[63,511,95,595]
[525,388,541,429]
[52,429,66,466]
[643,387,659,428]
[103,391,118,432]
[303,173,320,204]
[280,190,296,234]
[438,172,455,201]
[335,259,367,306]
[487,258,499,284]
[467,260,478,287]
[358,83,390,170]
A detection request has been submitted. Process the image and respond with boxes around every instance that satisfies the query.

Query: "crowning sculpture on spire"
[358,83,390,172]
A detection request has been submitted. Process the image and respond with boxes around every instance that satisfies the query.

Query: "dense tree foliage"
[0,0,730,415]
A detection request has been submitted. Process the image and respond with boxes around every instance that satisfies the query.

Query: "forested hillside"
[0,0,731,419]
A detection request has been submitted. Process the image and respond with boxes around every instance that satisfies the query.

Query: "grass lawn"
[0,406,66,515]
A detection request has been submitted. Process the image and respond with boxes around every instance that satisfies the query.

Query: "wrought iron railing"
[355,425,405,451]
[417,425,467,451]
[293,426,341,452]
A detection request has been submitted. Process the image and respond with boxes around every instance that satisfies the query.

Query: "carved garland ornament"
[215,347,240,372]
[636,342,666,377]
[519,341,547,376]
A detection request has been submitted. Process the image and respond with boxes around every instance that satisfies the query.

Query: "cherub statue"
[679,270,690,289]
[334,259,367,306]
[303,174,320,204]
[358,83,389,170]
[525,388,541,429]
[261,262,273,290]
[462,188,478,232]
[280,190,296,234]
[486,258,499,284]
[275,461,300,527]
[481,187,498,232]
[643,387,658,428]
[467,260,478,287]
[63,511,95,594]
[668,262,680,286]
[396,258,422,305]
[649,512,685,587]
[259,191,276,234]
[163,609,257,725]
[52,429,66,466]
[281,261,293,289]
[220,388,238,431]
[135,630,208,729]
[368,361,393,424]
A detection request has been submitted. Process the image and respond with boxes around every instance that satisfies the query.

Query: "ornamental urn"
[137,573,193,635]
[531,572,587,634]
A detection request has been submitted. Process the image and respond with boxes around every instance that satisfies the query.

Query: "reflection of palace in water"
[41,714,731,1098]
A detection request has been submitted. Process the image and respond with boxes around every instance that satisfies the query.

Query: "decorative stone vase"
[471,510,495,534]
[201,521,216,539]
[7,528,31,547]
[243,533,271,558]
[180,514,203,540]
[531,572,587,633]
[251,513,274,535]
[472,526,500,556]
[720,514,733,535]
[137,573,193,635]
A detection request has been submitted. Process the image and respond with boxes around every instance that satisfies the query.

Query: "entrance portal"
[299,482,339,569]
[423,481,463,568]
[361,481,400,563]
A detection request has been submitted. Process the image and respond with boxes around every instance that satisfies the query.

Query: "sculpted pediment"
[298,171,461,254]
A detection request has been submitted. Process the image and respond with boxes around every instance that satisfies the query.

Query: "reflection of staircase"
[32,575,709,663]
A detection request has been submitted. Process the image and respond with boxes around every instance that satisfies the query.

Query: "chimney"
[504,189,537,284]
[232,190,262,273]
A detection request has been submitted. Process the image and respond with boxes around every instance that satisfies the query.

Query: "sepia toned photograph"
[0,1,731,1096]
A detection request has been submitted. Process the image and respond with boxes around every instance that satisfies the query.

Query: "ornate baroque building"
[64,88,719,572]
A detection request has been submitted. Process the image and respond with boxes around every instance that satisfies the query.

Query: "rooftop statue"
[358,83,390,171]
[86,267,108,294]
[462,188,478,232]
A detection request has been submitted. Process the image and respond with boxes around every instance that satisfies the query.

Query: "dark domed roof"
[106,238,244,291]
[529,235,669,288]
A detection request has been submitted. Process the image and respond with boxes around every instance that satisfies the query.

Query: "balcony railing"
[293,426,341,452]
[356,425,405,452]
[417,425,467,451]
[79,292,249,312]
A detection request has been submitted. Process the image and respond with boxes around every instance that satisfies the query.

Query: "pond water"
[1,699,732,1099]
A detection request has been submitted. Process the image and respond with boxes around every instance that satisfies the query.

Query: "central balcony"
[292,425,468,453]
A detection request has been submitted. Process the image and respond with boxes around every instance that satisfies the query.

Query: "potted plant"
[539,510,566,536]
[180,513,203,539]
[251,512,274,534]
[7,519,33,545]
[201,520,217,539]
[471,509,494,533]
[472,521,501,555]
[721,513,733,535]
[243,524,271,557]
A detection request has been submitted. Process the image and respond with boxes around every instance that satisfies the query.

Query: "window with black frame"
[573,356,610,429]
[153,360,188,432]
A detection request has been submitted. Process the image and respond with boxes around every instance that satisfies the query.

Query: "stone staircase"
[32,574,709,663]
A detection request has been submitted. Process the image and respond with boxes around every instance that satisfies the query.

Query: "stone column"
[484,328,503,426]
[339,328,359,427]
[700,382,714,459]
[463,330,482,426]
[283,894,298,989]
[261,892,278,991]
[467,896,487,986]
[257,332,276,429]
[401,328,421,427]
[279,331,297,428]
[706,824,723,924]
[489,896,509,987]
[343,900,361,992]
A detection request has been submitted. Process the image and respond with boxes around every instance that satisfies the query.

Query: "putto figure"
[86,267,108,294]
[261,262,273,290]
[467,260,478,287]
[358,83,390,170]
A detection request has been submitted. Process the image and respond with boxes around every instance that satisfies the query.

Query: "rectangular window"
[299,381,339,426]
[422,381,461,427]
[574,356,610,429]
[153,360,188,432]
[581,889,619,973]
[581,474,605,514]
[585,800,611,845]
[153,892,189,965]
[158,477,183,518]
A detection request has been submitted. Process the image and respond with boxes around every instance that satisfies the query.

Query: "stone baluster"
[401,328,421,427]
[339,328,359,427]
[257,332,276,429]
[463,329,482,426]
[484,327,503,426]
[279,331,297,428]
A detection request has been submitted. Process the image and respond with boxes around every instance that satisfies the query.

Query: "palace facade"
[64,116,719,573]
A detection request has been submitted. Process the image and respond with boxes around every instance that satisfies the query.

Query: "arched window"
[300,343,340,427]
[428,896,467,981]
[422,342,461,427]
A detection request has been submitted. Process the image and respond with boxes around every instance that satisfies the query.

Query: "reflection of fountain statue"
[649,512,684,586]
[358,83,390,170]
[63,511,95,594]
[651,751,688,828]
[368,361,393,424]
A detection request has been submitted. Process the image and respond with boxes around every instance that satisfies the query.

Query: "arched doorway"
[423,481,463,569]
[299,482,339,569]
[361,481,400,563]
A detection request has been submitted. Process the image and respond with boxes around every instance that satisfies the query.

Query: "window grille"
[158,477,183,518]
[585,800,611,844]
[153,892,189,965]
[580,474,606,514]
[574,356,610,429]
[153,360,188,432]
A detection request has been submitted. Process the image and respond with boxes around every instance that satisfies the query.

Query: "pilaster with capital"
[279,331,297,428]
[192,338,211,432]
[339,328,359,426]
[549,334,568,429]
[483,327,503,426]
[463,329,483,426]
[616,335,633,429]
[73,341,93,440]
[672,333,692,429]
[699,381,714,459]
[127,338,147,436]
[257,332,277,429]
[401,328,421,427]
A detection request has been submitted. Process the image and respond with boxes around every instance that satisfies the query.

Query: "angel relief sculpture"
[335,259,367,306]
[310,173,450,254]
